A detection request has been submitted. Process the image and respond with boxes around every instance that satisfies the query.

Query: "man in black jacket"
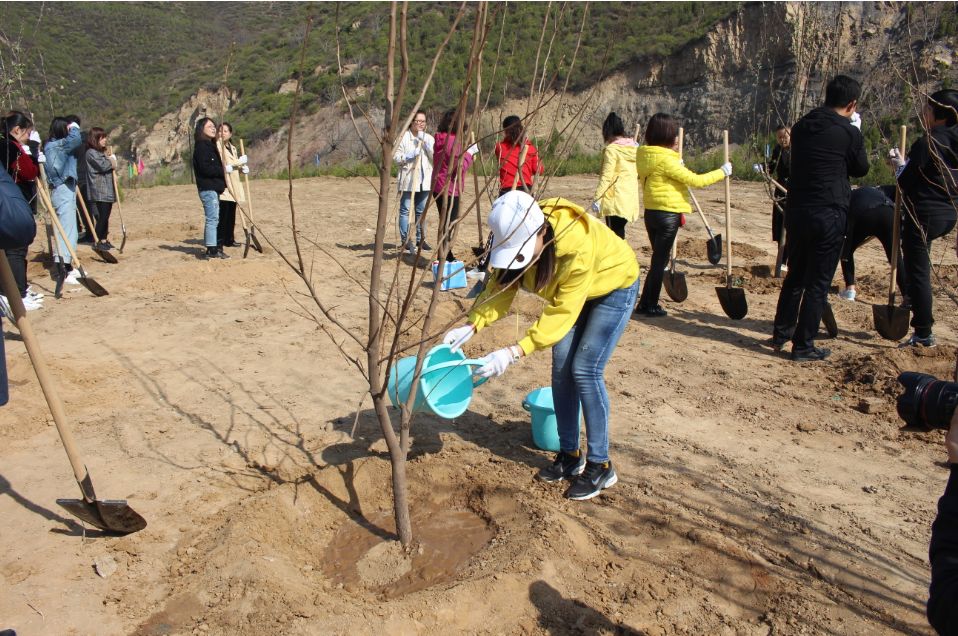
[929,410,958,635]
[839,185,906,302]
[0,168,38,406]
[771,75,870,361]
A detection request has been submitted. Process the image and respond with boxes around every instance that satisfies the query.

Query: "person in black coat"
[0,168,38,406]
[839,185,906,302]
[769,124,791,256]
[891,89,958,348]
[191,117,228,260]
[771,75,869,361]
[929,410,958,635]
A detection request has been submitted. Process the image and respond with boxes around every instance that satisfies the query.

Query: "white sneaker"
[839,288,856,302]
[26,286,44,299]
[23,295,42,311]
[779,264,788,274]
[64,270,82,285]
[0,295,10,319]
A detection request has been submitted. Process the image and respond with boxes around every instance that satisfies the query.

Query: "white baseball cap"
[487,191,545,270]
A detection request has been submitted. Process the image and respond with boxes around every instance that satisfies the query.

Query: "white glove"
[443,324,475,353]
[20,145,31,156]
[241,166,250,174]
[67,122,80,131]
[591,201,601,214]
[226,165,234,173]
[466,144,480,156]
[720,162,733,177]
[29,130,41,143]
[38,152,46,163]
[850,112,862,130]
[109,153,117,162]
[476,346,521,379]
[888,148,906,168]
[405,151,418,163]
[416,131,425,141]
[751,163,763,174]
[237,154,248,165]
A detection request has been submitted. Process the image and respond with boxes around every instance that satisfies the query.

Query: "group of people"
[191,118,249,259]
[0,111,121,312]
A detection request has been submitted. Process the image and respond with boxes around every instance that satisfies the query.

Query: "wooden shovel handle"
[675,127,684,262]
[75,188,100,242]
[236,139,252,232]
[111,172,123,214]
[888,125,907,304]
[470,132,483,240]
[723,130,732,280]
[511,143,530,192]
[238,139,255,224]
[0,250,91,495]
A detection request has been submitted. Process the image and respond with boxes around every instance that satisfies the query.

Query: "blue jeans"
[552,278,639,463]
[198,190,220,247]
[51,183,77,265]
[399,190,429,246]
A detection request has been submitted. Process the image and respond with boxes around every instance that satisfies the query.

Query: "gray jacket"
[84,149,116,202]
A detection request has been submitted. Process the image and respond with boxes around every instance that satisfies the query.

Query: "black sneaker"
[95,241,112,252]
[536,451,585,482]
[900,334,936,348]
[790,346,831,362]
[564,461,618,500]
[635,304,667,317]
[419,241,433,252]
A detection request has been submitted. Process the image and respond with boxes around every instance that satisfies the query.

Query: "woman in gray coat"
[83,127,117,251]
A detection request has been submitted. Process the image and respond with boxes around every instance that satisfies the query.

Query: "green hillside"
[0,2,737,145]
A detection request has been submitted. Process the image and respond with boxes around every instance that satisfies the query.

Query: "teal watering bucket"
[388,344,487,419]
[522,387,577,452]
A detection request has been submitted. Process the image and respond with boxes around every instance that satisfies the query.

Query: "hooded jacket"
[467,197,639,355]
[787,107,869,212]
[594,138,639,222]
[44,126,83,189]
[898,124,958,221]
[635,145,725,214]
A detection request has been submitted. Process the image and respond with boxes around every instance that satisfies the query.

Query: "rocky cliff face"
[131,1,955,176]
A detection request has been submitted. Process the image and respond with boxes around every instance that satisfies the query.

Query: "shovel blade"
[663,271,688,302]
[249,231,263,254]
[56,498,146,534]
[716,285,748,320]
[706,234,723,265]
[119,230,127,254]
[872,303,910,341]
[821,303,839,338]
[93,248,119,265]
[79,275,109,297]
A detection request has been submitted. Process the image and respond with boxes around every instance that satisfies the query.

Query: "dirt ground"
[1,174,957,635]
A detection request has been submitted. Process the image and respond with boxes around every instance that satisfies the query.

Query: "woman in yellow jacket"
[635,113,732,316]
[592,112,639,239]
[443,191,639,501]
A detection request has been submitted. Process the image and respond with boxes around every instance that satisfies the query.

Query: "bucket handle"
[522,399,531,412]
[422,359,489,387]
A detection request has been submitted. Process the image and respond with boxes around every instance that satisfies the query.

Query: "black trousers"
[901,213,956,337]
[605,216,628,240]
[840,202,905,291]
[435,194,460,262]
[217,200,237,247]
[5,245,28,298]
[772,207,845,351]
[637,210,681,310]
[771,197,789,267]
[94,201,113,241]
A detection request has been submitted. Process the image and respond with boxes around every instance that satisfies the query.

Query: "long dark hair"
[194,117,215,143]
[85,127,107,153]
[494,222,556,292]
[2,111,32,138]
[502,115,522,143]
[48,116,70,141]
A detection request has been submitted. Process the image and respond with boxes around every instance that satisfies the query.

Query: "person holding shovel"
[769,124,791,271]
[443,191,639,500]
[217,122,248,249]
[839,185,906,303]
[495,115,543,197]
[393,110,434,253]
[44,116,84,283]
[890,89,958,348]
[592,112,638,240]
[634,113,731,317]
[191,117,228,260]
[83,127,118,253]
[770,74,869,361]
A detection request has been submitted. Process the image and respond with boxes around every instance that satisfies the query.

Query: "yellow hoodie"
[468,197,639,355]
[635,145,725,214]
[594,139,640,222]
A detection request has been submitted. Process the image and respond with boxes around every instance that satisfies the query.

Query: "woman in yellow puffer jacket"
[592,112,639,239]
[635,113,732,316]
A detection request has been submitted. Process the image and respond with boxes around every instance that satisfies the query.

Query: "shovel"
[715,130,747,319]
[0,251,145,534]
[664,129,688,302]
[873,125,911,341]
[238,139,263,254]
[111,172,128,253]
[37,178,109,297]
[75,189,119,264]
[688,190,722,265]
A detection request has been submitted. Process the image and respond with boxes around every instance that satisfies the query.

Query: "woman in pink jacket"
[432,109,477,262]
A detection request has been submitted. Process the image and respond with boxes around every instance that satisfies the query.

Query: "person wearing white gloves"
[216,122,247,249]
[393,110,434,254]
[43,116,84,282]
[444,191,639,500]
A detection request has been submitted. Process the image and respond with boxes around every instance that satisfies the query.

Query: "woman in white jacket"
[393,110,433,253]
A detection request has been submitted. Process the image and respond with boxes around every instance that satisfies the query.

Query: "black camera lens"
[896,372,958,430]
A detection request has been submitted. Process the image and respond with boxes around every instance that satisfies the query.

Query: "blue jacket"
[0,168,38,406]
[43,126,83,188]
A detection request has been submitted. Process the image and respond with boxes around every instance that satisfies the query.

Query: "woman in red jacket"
[0,111,41,310]
[495,115,543,197]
